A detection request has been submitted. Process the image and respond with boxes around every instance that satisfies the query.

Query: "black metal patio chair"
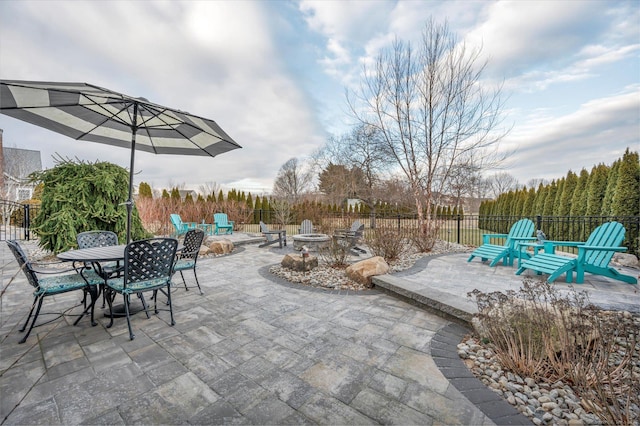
[173,228,205,295]
[6,240,103,344]
[104,237,178,340]
[76,230,121,307]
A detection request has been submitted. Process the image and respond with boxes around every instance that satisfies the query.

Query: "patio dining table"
[57,244,183,318]
[58,244,133,318]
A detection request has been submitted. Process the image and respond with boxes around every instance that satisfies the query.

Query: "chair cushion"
[174,259,195,271]
[80,269,108,285]
[106,277,170,293]
[38,273,95,295]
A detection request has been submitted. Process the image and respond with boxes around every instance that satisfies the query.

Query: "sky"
[0,0,638,196]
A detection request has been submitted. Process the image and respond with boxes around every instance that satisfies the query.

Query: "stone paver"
[2,234,635,425]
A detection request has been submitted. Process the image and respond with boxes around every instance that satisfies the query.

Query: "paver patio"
[1,233,636,425]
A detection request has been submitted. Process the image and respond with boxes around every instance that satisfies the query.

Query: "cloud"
[501,86,640,183]
[1,0,637,198]
[0,1,326,193]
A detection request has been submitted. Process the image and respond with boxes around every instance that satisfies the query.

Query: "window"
[17,188,32,201]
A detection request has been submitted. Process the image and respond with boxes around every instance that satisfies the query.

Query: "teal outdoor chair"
[468,219,536,267]
[516,221,637,284]
[170,214,196,236]
[214,213,234,235]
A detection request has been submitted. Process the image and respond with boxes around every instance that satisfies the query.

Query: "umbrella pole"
[126,103,139,244]
[126,134,136,244]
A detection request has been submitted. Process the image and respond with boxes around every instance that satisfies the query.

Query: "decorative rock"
[199,245,211,256]
[281,253,318,272]
[613,252,639,267]
[209,239,234,255]
[345,256,389,287]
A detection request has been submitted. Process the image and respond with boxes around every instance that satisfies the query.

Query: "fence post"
[536,215,542,231]
[456,214,461,244]
[397,214,401,231]
[24,204,31,241]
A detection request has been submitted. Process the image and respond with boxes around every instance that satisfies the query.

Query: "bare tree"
[488,172,519,198]
[348,18,508,232]
[198,181,221,201]
[314,124,389,208]
[272,157,313,203]
[342,124,388,208]
[526,178,549,189]
[443,159,482,210]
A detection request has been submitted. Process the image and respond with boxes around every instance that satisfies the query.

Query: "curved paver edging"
[258,264,380,296]
[432,323,532,426]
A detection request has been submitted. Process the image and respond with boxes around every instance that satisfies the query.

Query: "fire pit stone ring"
[292,233,331,251]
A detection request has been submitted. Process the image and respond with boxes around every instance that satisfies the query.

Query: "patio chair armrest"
[578,245,627,253]
[507,236,537,248]
[482,233,508,244]
[541,240,585,253]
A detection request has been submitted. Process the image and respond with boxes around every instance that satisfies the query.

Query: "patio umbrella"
[0,79,241,242]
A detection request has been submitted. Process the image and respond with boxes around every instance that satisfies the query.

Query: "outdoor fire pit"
[292,233,331,251]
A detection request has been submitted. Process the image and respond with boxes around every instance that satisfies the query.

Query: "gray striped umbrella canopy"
[1,79,242,241]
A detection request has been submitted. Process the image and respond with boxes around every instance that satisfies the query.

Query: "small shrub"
[365,225,407,262]
[317,237,350,267]
[410,219,442,252]
[469,278,639,425]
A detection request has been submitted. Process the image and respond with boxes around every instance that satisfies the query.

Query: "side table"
[197,223,214,235]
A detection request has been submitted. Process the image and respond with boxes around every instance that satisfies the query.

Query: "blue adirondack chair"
[214,213,234,235]
[170,214,196,236]
[516,221,637,284]
[467,219,536,267]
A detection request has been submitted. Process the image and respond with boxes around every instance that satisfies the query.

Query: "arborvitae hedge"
[611,148,640,217]
[481,149,639,219]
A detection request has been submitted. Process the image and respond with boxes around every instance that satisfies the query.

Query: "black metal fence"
[3,199,638,256]
[250,211,639,256]
[0,200,40,241]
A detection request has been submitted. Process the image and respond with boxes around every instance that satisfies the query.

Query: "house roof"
[3,147,42,181]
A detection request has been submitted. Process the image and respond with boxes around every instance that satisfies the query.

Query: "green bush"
[32,158,150,253]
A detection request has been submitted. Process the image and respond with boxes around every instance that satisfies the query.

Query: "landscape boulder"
[281,253,318,272]
[209,239,234,255]
[612,253,639,268]
[199,245,211,256]
[346,256,389,287]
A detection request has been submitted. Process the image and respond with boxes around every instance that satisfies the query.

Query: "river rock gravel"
[269,239,472,291]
